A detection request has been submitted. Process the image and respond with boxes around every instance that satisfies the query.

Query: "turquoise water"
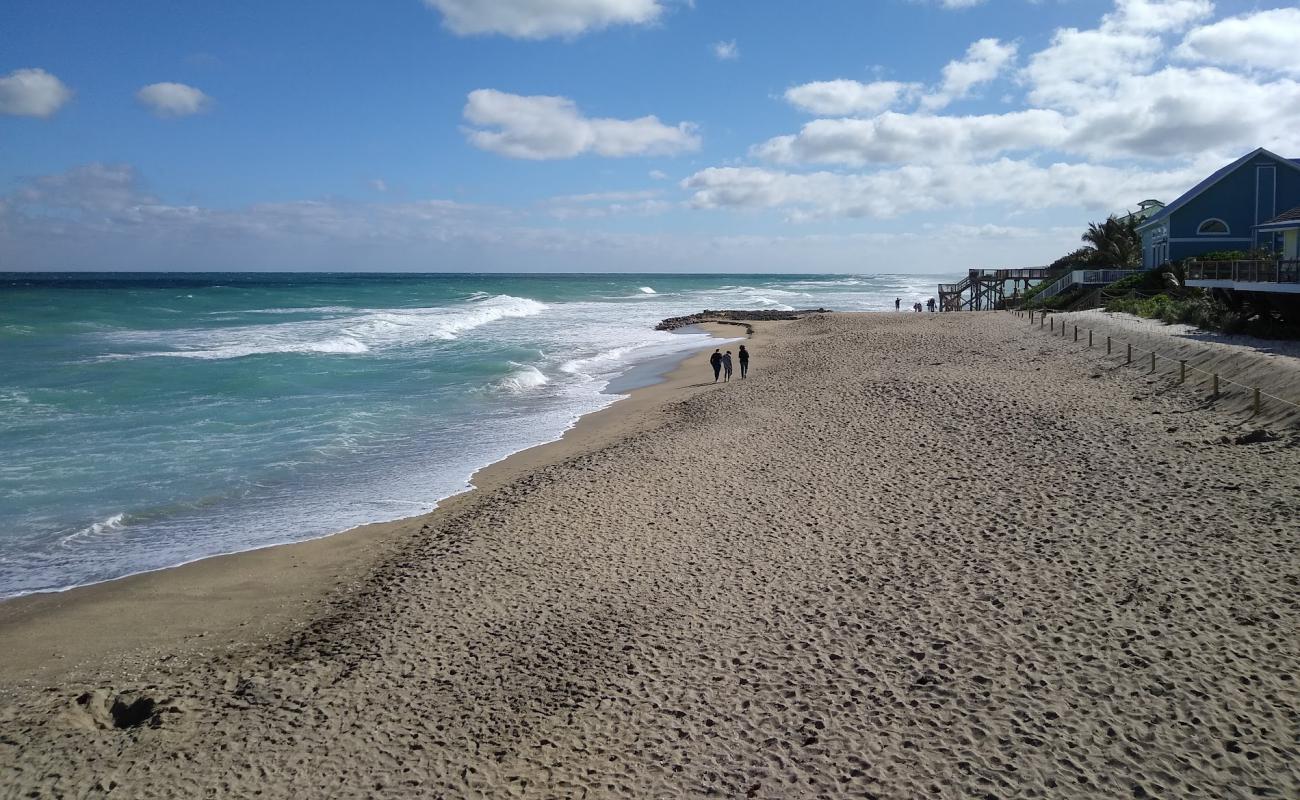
[0,272,946,597]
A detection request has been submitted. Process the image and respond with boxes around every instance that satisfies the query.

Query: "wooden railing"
[1187,259,1300,284]
[1011,309,1300,420]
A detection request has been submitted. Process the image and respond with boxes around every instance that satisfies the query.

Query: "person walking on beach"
[927,297,936,313]
[722,350,734,382]
[738,344,750,379]
[895,297,901,311]
[710,349,723,383]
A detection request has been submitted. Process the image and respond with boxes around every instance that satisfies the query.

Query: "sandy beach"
[2,311,1298,798]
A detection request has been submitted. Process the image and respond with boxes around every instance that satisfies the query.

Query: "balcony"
[1186,259,1300,290]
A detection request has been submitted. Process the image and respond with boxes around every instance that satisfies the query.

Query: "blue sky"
[2,0,1298,272]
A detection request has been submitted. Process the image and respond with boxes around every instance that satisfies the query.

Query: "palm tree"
[1081,216,1141,267]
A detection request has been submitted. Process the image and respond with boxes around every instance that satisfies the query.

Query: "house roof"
[1257,205,1300,231]
[1136,148,1300,232]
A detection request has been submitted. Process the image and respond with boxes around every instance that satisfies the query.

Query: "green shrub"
[1102,269,1164,296]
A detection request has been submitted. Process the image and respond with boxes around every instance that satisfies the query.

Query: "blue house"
[1137,148,1300,270]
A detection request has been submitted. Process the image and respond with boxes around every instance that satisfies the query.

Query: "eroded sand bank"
[2,312,1297,799]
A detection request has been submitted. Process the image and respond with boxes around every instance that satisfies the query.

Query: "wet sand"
[2,312,1297,799]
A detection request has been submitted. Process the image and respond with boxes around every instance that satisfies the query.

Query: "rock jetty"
[654,308,831,333]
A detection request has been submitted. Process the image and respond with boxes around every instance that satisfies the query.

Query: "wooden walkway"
[939,268,1053,311]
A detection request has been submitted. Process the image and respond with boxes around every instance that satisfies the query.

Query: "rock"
[654,309,831,332]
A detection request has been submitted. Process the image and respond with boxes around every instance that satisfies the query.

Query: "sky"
[2,0,1298,273]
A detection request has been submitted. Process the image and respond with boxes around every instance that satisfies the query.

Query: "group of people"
[709,344,749,383]
[895,297,938,313]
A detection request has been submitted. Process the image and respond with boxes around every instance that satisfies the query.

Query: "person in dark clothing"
[895,297,901,311]
[738,344,750,378]
[709,349,722,382]
[927,297,936,312]
[722,351,734,382]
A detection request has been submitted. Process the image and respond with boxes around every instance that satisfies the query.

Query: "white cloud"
[1175,8,1300,76]
[1064,67,1300,160]
[136,82,212,117]
[15,163,153,213]
[369,179,389,192]
[422,0,663,39]
[0,68,72,118]
[543,189,669,218]
[921,38,1018,110]
[754,110,1069,166]
[462,89,700,159]
[1023,0,1212,109]
[745,0,1300,175]
[914,0,987,8]
[712,40,739,61]
[649,169,669,180]
[682,160,1201,219]
[1111,0,1214,32]
[784,79,918,116]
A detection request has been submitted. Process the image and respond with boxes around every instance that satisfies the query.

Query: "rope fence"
[1010,309,1300,420]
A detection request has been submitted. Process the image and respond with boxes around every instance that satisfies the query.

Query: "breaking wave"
[59,512,126,548]
[498,365,550,393]
[110,295,547,360]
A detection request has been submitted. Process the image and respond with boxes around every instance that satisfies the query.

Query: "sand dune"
[2,312,1298,798]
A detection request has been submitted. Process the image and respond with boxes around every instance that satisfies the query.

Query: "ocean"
[0,272,947,598]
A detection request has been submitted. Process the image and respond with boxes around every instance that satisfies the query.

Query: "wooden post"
[1107,336,1112,355]
[1089,330,1093,347]
[1050,318,1054,332]
[1073,325,1078,342]
[1179,360,1186,384]
[1253,387,1261,415]
[1126,343,1132,364]
[1150,351,1156,373]
[1212,373,1219,399]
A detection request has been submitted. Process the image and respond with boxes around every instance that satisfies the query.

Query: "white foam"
[58,512,126,548]
[560,346,636,380]
[638,286,656,294]
[107,295,547,361]
[498,365,550,392]
[346,295,547,344]
[138,336,370,360]
[239,306,357,315]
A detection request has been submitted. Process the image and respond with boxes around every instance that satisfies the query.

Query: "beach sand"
[2,312,1298,798]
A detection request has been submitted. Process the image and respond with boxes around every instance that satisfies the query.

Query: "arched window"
[1197,218,1230,235]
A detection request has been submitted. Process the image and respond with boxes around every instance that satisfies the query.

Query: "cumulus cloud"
[754,110,1069,167]
[784,80,918,116]
[0,68,73,118]
[1175,8,1300,76]
[1024,0,1212,109]
[462,89,700,159]
[712,40,739,61]
[921,38,1017,110]
[422,0,663,39]
[744,0,1300,182]
[682,160,1201,219]
[136,82,212,117]
[1062,66,1300,159]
